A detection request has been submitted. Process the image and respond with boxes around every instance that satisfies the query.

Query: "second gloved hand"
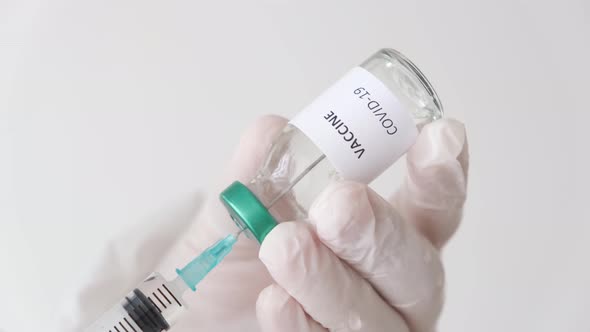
[256,119,469,332]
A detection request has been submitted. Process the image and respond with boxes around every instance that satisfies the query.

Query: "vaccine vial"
[221,48,443,243]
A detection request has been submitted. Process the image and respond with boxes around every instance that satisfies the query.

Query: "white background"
[1,0,589,331]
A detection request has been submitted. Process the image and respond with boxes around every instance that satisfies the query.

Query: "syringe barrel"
[84,272,187,332]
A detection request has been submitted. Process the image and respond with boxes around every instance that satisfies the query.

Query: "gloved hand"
[255,117,469,332]
[57,114,468,332]
[157,114,468,332]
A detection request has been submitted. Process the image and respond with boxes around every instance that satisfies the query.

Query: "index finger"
[391,118,469,248]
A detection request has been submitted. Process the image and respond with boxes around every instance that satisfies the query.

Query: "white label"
[290,67,418,183]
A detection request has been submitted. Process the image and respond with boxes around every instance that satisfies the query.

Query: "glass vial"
[222,48,443,241]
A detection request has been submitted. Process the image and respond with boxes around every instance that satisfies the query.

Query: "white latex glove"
[57,115,468,332]
[159,114,469,332]
[255,117,469,332]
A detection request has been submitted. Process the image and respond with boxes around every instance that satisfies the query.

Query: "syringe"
[84,233,240,332]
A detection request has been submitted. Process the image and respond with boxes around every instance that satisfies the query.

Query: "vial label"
[290,67,418,183]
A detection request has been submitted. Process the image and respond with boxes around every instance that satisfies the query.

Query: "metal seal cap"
[220,181,277,243]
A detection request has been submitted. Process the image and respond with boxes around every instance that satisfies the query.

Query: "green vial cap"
[220,181,277,243]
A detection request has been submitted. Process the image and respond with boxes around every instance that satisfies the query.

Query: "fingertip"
[257,284,327,332]
[246,115,289,138]
[310,181,367,216]
[309,181,374,244]
[256,284,290,316]
[226,115,288,182]
[408,118,468,173]
[394,117,469,248]
[259,222,315,280]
